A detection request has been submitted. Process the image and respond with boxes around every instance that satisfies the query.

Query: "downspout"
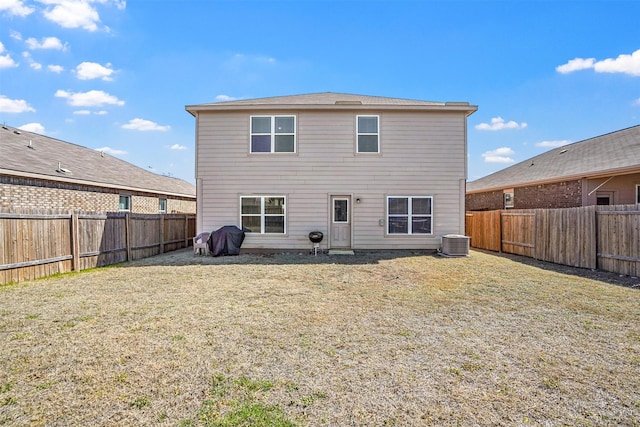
[193,112,203,234]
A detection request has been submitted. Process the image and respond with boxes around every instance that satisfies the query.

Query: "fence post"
[497,210,503,253]
[159,215,165,254]
[125,213,131,262]
[184,214,189,248]
[70,212,79,271]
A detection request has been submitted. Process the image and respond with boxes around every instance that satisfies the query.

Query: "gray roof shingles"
[0,125,195,197]
[186,92,476,112]
[467,125,640,193]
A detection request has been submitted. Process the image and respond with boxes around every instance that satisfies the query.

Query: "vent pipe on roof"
[56,162,72,174]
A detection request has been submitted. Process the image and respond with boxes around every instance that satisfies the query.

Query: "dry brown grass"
[1,249,639,426]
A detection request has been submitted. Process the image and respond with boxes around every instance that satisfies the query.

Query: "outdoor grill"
[308,231,323,255]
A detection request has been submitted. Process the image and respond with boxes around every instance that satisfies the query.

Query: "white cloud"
[38,0,125,31]
[634,98,640,106]
[215,94,238,102]
[22,51,41,70]
[0,54,18,68]
[10,31,22,41]
[0,42,18,68]
[25,36,66,50]
[482,147,515,163]
[48,64,64,73]
[40,0,102,31]
[0,0,35,17]
[222,53,278,73]
[594,49,640,76]
[73,109,108,115]
[475,117,527,131]
[556,57,595,74]
[95,146,126,156]
[556,49,640,76]
[18,122,45,133]
[535,140,571,148]
[55,89,125,107]
[170,144,187,150]
[0,95,35,112]
[122,118,170,131]
[75,61,114,81]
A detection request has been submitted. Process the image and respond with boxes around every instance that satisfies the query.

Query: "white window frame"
[504,190,514,209]
[159,197,167,213]
[250,115,296,153]
[240,195,287,234]
[119,195,131,212]
[332,197,349,223]
[386,196,433,235]
[356,115,380,153]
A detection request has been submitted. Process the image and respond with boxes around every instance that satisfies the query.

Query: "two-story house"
[186,92,476,251]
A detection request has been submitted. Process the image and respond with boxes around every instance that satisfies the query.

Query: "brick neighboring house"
[1,124,196,213]
[466,125,640,210]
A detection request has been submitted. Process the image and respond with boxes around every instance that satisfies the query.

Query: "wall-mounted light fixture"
[356,198,361,204]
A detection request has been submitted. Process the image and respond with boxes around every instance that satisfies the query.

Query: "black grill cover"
[208,225,246,257]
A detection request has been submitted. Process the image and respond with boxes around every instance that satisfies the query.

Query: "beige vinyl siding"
[196,109,467,250]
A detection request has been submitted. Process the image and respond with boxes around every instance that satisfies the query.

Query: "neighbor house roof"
[0,125,195,198]
[467,125,640,193]
[186,92,477,115]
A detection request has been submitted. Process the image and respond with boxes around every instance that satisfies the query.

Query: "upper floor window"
[504,190,514,209]
[250,116,296,153]
[159,198,167,213]
[241,195,286,234]
[387,196,432,235]
[357,115,379,153]
[119,195,131,212]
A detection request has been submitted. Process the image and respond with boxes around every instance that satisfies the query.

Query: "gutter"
[186,103,478,116]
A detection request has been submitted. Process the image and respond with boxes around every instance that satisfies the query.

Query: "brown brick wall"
[466,189,503,211]
[514,180,582,209]
[0,175,195,213]
[466,179,583,211]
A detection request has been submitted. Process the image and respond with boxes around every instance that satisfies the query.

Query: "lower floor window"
[387,196,432,234]
[241,196,286,234]
[636,184,640,204]
[119,195,131,211]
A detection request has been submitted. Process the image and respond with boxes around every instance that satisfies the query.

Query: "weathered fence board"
[597,207,640,276]
[0,210,195,285]
[465,210,501,252]
[466,204,638,277]
[502,211,535,258]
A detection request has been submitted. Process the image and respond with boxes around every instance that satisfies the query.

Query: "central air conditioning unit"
[440,234,470,257]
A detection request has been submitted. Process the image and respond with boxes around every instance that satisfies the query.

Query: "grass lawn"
[1,249,639,426]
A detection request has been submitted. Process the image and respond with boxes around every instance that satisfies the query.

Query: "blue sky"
[1,0,639,185]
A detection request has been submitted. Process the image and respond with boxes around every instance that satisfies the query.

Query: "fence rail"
[1,210,196,284]
[465,205,639,277]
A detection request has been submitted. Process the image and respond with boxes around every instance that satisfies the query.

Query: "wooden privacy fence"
[0,210,196,284]
[466,205,640,277]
